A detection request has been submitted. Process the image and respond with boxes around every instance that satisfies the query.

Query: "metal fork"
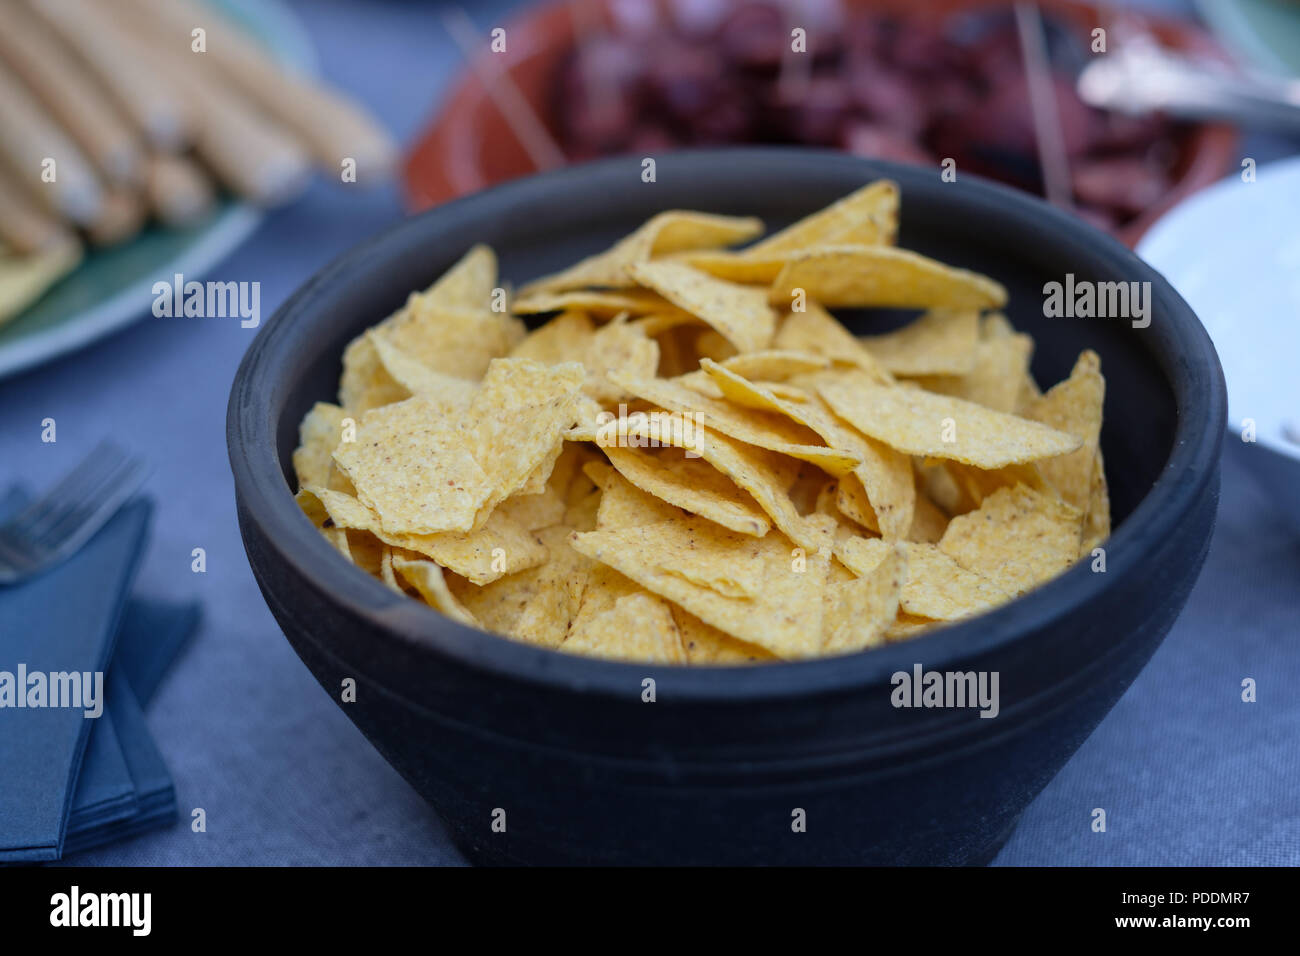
[0,441,148,585]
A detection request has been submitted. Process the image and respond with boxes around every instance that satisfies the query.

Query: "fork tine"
[13,442,129,540]
[28,451,136,538]
[30,456,147,556]
[0,442,146,584]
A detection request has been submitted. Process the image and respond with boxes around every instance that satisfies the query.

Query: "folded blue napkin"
[0,498,152,862]
[115,598,200,708]
[64,669,177,856]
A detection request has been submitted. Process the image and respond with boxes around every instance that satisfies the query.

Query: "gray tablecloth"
[0,0,1294,866]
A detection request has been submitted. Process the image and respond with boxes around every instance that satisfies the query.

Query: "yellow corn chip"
[332,397,491,534]
[817,379,1080,468]
[613,414,824,551]
[823,541,904,654]
[912,320,1033,413]
[298,486,545,586]
[292,402,346,490]
[513,288,688,318]
[938,485,1083,596]
[770,245,1007,311]
[571,518,829,659]
[1080,449,1111,556]
[610,372,860,476]
[629,260,777,353]
[858,309,979,377]
[772,303,892,381]
[392,555,479,628]
[672,606,777,664]
[899,542,1010,620]
[1022,350,1105,511]
[468,358,586,517]
[699,359,915,537]
[746,180,900,258]
[603,445,770,536]
[563,591,688,663]
[366,331,481,408]
[519,211,762,294]
[907,491,950,543]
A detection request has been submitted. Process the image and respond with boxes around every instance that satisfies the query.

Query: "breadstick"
[0,55,103,224]
[0,0,144,185]
[25,0,191,151]
[0,173,77,255]
[108,3,312,206]
[124,0,396,181]
[86,188,147,247]
[145,153,215,228]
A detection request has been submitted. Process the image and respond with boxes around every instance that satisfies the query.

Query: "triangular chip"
[938,485,1083,596]
[817,378,1080,468]
[571,517,830,659]
[332,396,491,534]
[520,211,763,294]
[770,245,1007,311]
[629,260,776,353]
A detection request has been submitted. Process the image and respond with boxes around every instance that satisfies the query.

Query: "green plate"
[1195,0,1300,77]
[0,0,316,380]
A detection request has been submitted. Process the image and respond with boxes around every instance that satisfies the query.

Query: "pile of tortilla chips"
[293,180,1109,664]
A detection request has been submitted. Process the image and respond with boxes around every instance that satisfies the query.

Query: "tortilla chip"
[938,484,1083,596]
[611,414,824,551]
[672,606,777,663]
[453,524,592,648]
[571,518,830,659]
[817,378,1080,468]
[1080,449,1111,556]
[425,243,498,312]
[292,401,346,490]
[367,331,481,407]
[610,372,860,476]
[629,260,777,353]
[469,358,586,517]
[886,612,942,641]
[912,319,1033,413]
[699,360,915,537]
[603,445,770,536]
[744,179,899,257]
[772,303,892,381]
[513,288,688,318]
[823,542,904,654]
[858,309,979,377]
[520,211,763,295]
[907,491,950,543]
[899,543,1010,620]
[1021,350,1105,511]
[392,555,480,627]
[332,397,491,534]
[299,486,545,586]
[770,245,1007,311]
[563,590,688,663]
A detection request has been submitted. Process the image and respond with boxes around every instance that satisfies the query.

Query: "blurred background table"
[0,0,1295,866]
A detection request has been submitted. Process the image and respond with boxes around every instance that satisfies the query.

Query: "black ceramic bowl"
[228,150,1224,866]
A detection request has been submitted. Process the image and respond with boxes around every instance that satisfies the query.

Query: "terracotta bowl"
[404,0,1237,248]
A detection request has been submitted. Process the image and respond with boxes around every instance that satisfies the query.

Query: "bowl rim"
[228,148,1225,703]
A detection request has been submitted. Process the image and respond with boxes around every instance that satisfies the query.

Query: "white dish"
[1138,156,1300,519]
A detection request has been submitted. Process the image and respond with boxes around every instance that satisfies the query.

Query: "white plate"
[1138,156,1300,521]
[1138,157,1300,459]
[0,0,316,381]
